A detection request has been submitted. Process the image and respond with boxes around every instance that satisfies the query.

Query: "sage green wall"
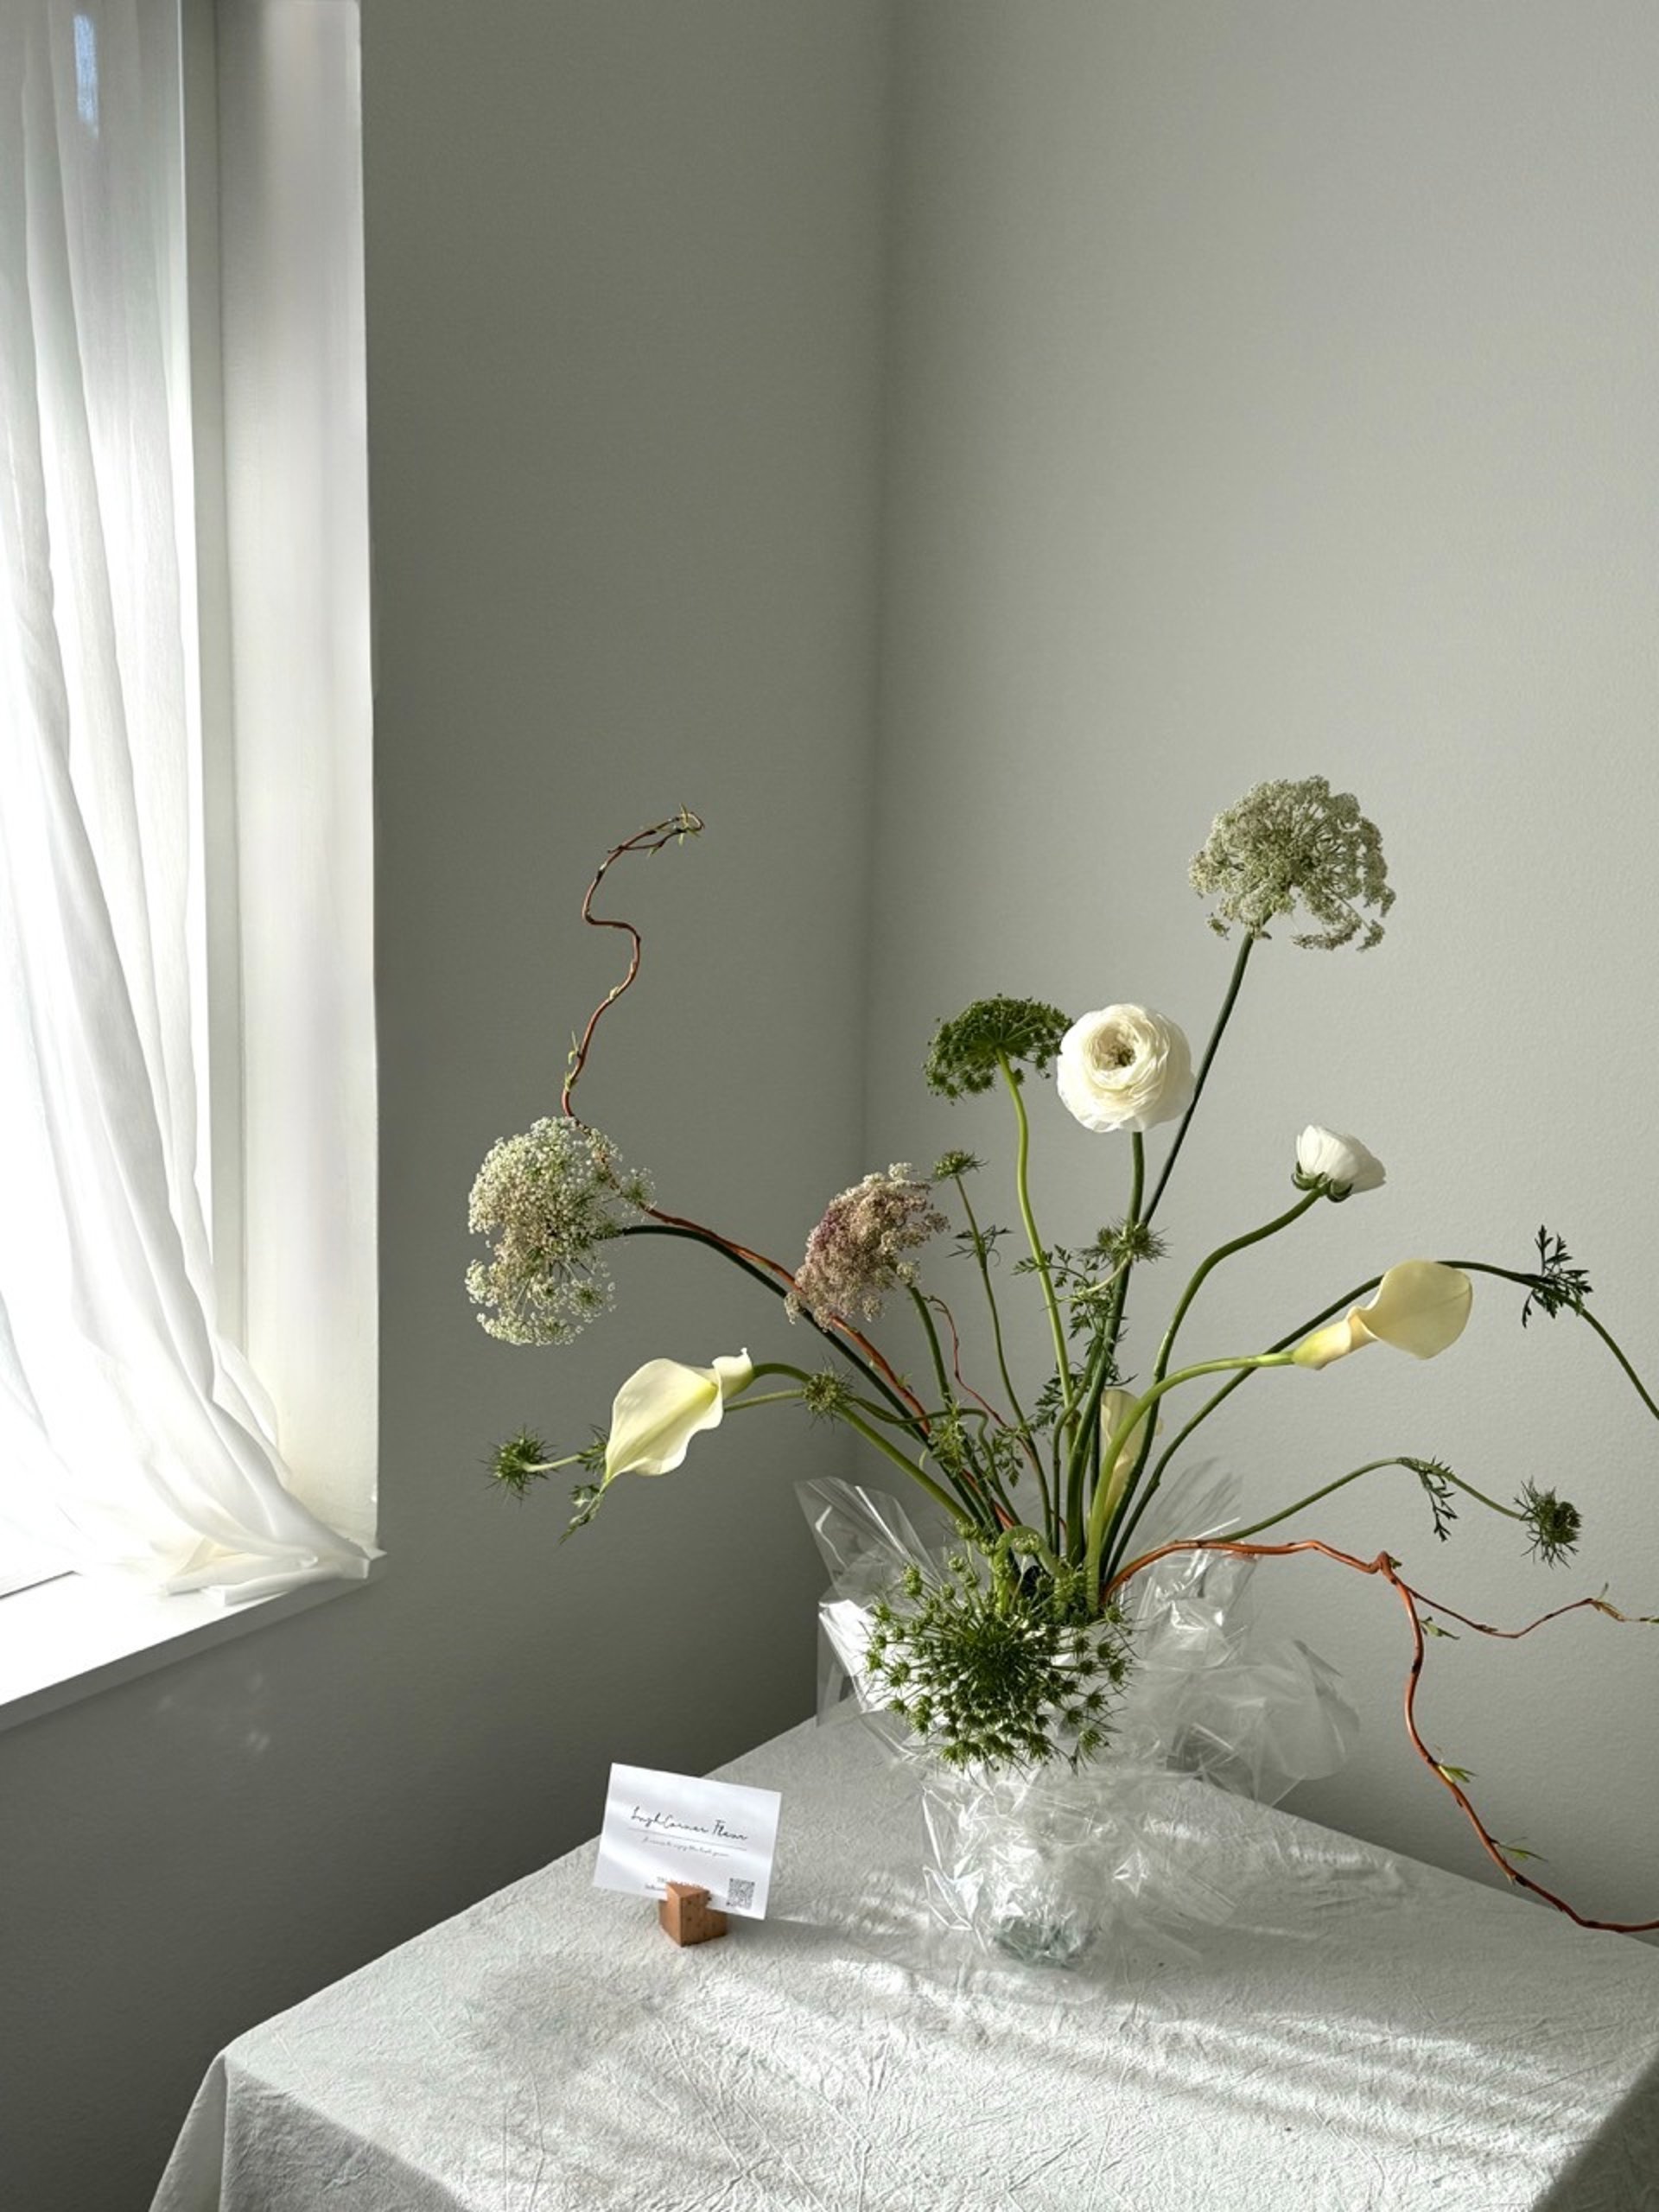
[0,6,889,2205]
[868,0,1659,1924]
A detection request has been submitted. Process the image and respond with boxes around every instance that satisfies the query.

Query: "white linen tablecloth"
[153,1717,1659,2211]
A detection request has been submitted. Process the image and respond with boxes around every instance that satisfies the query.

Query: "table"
[153,1717,1659,2211]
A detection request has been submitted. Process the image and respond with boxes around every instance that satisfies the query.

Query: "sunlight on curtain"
[0,0,368,1599]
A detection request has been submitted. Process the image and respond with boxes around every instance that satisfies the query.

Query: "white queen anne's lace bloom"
[1057,1006,1195,1135]
[1294,1125,1386,1198]
[788,1166,947,1325]
[466,1116,651,1344]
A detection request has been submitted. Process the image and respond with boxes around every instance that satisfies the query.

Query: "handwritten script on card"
[593,1764,782,1919]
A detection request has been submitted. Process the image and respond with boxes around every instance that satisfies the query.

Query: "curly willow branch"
[1103,1536,1659,1935]
[561,809,703,1116]
[926,1294,1014,1435]
[559,810,931,1425]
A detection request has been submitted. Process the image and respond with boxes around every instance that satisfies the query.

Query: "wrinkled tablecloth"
[153,1716,1659,2211]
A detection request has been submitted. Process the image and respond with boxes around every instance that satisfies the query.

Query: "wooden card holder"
[658,1882,728,1947]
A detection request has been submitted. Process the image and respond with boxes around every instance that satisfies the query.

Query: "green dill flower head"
[864,1547,1131,1769]
[786,1165,948,1325]
[1190,775,1394,950]
[1520,1483,1582,1567]
[465,1116,651,1345]
[489,1430,553,1497]
[925,997,1072,1098]
[931,1148,982,1181]
[800,1370,853,1421]
[1091,1218,1168,1269]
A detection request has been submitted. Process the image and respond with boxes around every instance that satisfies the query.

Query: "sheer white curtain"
[0,0,368,1598]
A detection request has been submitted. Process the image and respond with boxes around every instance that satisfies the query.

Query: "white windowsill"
[0,1560,385,1736]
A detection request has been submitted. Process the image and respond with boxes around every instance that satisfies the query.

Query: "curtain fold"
[0,0,368,1599]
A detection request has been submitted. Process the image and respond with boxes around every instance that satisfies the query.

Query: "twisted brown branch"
[1104,1535,1659,1935]
[926,1294,1013,1434]
[559,810,930,1424]
[561,809,703,1116]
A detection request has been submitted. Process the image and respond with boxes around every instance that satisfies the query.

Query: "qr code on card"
[726,1878,756,1912]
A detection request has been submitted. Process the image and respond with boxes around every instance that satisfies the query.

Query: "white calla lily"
[1292,1262,1471,1370]
[603,1351,754,1479]
[1095,1387,1160,1523]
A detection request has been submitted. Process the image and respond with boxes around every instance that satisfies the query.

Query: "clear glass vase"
[919,1757,1117,1967]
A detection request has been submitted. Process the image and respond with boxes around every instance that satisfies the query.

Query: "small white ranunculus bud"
[1294,1125,1386,1198]
[603,1351,754,1480]
[1056,1006,1195,1135]
[1293,1262,1471,1369]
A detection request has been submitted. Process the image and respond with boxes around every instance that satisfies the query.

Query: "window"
[0,0,375,1649]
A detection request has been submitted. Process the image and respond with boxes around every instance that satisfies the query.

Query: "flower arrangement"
[468,781,1658,1933]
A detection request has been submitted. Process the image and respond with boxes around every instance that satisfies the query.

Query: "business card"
[593,1764,782,1919]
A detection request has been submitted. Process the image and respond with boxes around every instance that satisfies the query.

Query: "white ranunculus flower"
[1292,1262,1471,1370]
[1294,1125,1386,1198]
[603,1351,754,1480]
[1056,1005,1195,1135]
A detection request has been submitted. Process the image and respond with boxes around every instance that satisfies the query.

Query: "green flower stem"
[1107,1274,1386,1574]
[952,1173,1031,1433]
[991,1524,1067,1586]
[1063,1308,1128,1562]
[747,1355,987,1531]
[1065,1351,1111,1561]
[906,1287,1012,1522]
[1106,1186,1324,1553]
[1106,1374,1247,1573]
[907,1287,955,1409]
[1098,1134,1147,1377]
[835,1404,970,1527]
[1554,1305,1659,1418]
[1154,1188,1322,1386]
[513,1449,593,1478]
[621,1220,924,1435]
[1064,1136,1145,1558]
[999,1050,1074,1438]
[1446,1262,1659,1426]
[1083,1351,1297,1598]
[731,1370,987,1527]
[846,1393,950,1428]
[731,1363,825,1414]
[1064,1400,1094,1563]
[1216,1458,1523,1545]
[1143,931,1255,1230]
[952,1171,1052,1535]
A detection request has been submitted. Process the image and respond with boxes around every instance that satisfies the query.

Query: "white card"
[593,1764,782,1919]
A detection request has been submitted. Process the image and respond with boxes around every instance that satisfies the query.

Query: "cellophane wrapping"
[799,1473,1358,1971]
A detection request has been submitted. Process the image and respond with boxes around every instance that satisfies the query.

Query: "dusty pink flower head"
[787,1165,948,1326]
